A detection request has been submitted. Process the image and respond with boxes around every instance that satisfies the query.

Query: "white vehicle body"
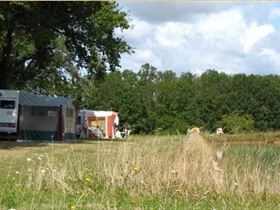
[0,90,19,134]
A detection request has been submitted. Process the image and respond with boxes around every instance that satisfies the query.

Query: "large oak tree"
[0,1,131,90]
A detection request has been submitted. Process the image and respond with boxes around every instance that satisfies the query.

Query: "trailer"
[0,89,77,141]
[77,110,119,139]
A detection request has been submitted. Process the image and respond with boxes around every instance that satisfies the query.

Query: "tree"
[217,112,254,134]
[154,70,183,132]
[175,72,196,130]
[136,64,158,132]
[0,1,131,90]
[194,70,231,130]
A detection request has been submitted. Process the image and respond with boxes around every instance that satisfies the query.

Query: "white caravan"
[0,90,19,135]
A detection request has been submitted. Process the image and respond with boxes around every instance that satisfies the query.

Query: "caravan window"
[31,108,48,116]
[0,100,15,109]
[31,107,58,117]
[48,111,58,117]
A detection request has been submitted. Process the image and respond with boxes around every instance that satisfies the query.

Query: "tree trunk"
[0,28,14,89]
[0,63,7,89]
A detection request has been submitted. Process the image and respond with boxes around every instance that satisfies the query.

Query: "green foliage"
[0,1,131,90]
[157,116,189,134]
[218,112,254,134]
[73,66,280,134]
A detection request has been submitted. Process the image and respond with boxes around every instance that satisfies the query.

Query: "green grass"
[205,131,280,143]
[0,134,279,209]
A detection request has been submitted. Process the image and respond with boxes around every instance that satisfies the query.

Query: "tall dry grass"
[102,133,219,194]
[6,134,279,200]
[96,133,280,196]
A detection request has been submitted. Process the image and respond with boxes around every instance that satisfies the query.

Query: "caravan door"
[0,90,19,135]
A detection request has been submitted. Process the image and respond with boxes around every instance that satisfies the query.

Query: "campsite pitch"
[0,134,279,209]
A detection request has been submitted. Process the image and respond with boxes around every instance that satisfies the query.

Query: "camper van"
[0,90,19,136]
[0,89,77,141]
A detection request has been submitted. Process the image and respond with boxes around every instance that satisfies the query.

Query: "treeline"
[66,64,280,134]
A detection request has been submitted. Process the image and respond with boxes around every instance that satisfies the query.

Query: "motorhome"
[0,89,77,141]
[0,90,19,137]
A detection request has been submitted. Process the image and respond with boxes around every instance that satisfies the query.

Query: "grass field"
[0,133,279,209]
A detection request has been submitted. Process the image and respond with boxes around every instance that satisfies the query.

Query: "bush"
[217,112,254,134]
[156,116,189,134]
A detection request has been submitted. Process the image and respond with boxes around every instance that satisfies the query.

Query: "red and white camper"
[77,110,119,139]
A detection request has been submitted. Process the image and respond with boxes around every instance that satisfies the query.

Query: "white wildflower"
[26,158,32,162]
[216,150,223,160]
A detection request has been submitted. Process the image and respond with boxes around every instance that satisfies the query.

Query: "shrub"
[217,112,254,134]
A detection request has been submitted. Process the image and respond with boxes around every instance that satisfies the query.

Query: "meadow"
[0,133,279,210]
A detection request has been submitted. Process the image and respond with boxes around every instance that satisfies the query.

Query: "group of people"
[187,126,224,135]
[115,124,132,139]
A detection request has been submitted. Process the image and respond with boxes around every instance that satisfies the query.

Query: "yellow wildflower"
[175,189,181,193]
[85,177,91,182]
[132,166,140,173]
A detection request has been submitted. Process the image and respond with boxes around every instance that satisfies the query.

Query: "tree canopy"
[0,1,131,90]
[84,65,280,134]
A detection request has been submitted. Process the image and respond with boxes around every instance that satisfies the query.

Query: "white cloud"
[197,9,246,54]
[155,22,193,47]
[259,48,280,69]
[242,22,274,53]
[119,4,279,75]
[120,48,162,71]
[197,9,274,54]
[198,9,245,41]
[269,8,280,19]
[116,17,152,43]
[135,49,155,61]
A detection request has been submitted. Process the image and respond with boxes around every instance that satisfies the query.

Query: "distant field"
[205,131,280,144]
[0,134,279,209]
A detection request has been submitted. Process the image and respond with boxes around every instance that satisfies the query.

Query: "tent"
[78,110,119,139]
[18,91,76,141]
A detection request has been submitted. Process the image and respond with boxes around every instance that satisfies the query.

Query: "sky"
[116,2,280,76]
